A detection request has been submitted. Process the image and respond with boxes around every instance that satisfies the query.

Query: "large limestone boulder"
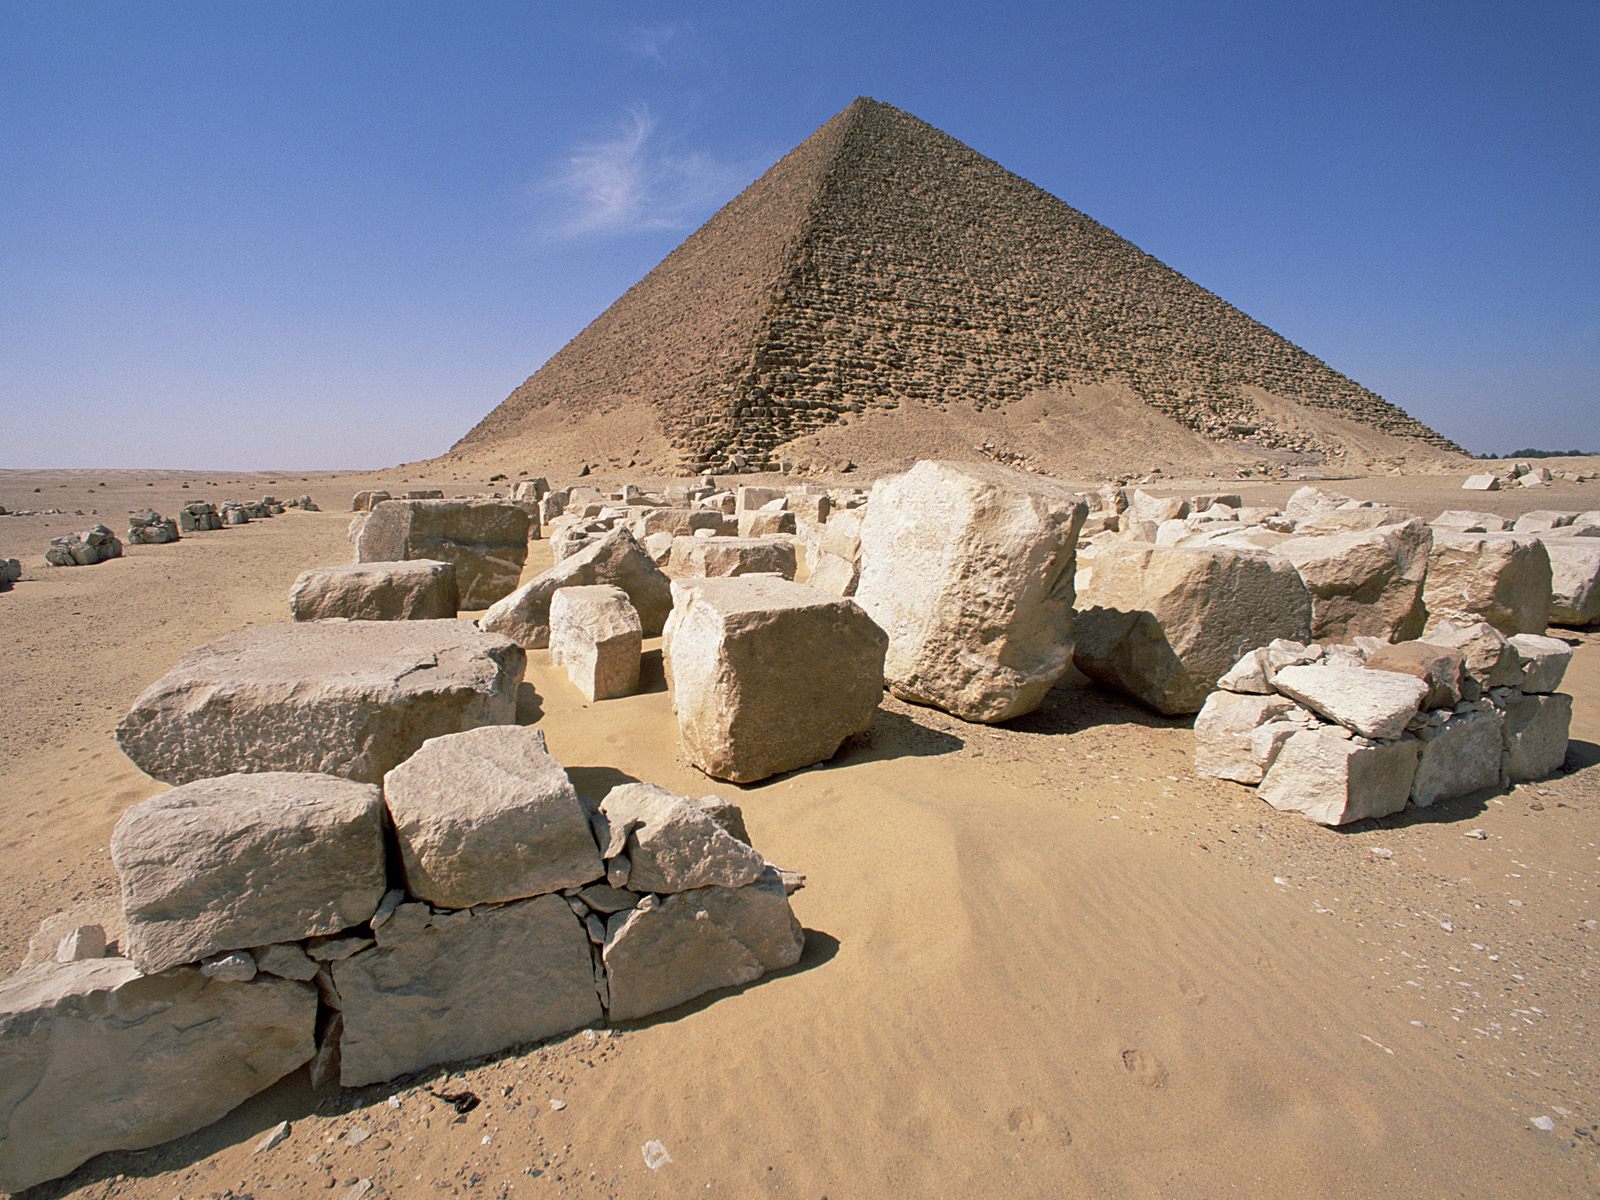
[1271,664,1429,740]
[667,535,798,580]
[480,527,672,649]
[1412,707,1504,807]
[112,773,387,973]
[550,584,643,701]
[1073,544,1313,715]
[1270,519,1431,642]
[1192,692,1301,784]
[596,783,766,893]
[333,894,600,1086]
[0,961,315,1193]
[1419,620,1522,688]
[854,460,1088,723]
[355,499,530,610]
[116,620,524,784]
[1542,537,1600,627]
[602,868,804,1022]
[1508,633,1573,693]
[664,576,887,783]
[1257,730,1420,826]
[289,560,459,621]
[382,726,603,909]
[1422,531,1552,635]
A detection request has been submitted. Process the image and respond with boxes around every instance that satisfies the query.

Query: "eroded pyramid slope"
[454,98,1461,473]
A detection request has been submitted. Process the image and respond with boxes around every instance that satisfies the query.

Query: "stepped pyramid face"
[456,97,1459,471]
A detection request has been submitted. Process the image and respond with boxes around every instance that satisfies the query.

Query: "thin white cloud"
[622,22,679,65]
[546,103,748,238]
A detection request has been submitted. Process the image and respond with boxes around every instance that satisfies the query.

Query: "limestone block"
[1432,510,1508,532]
[351,490,392,512]
[1127,490,1189,523]
[1257,730,1420,826]
[1461,474,1500,491]
[1271,664,1428,740]
[821,510,864,562]
[288,559,459,621]
[1271,519,1431,642]
[854,460,1088,723]
[632,507,724,539]
[1362,641,1466,709]
[596,783,765,893]
[1073,544,1312,715]
[382,726,603,908]
[1423,531,1552,635]
[1192,691,1299,784]
[1412,707,1504,807]
[116,620,524,784]
[738,510,797,538]
[806,551,860,596]
[355,499,530,610]
[479,527,671,649]
[549,584,643,701]
[1542,537,1600,626]
[664,576,886,782]
[667,535,798,580]
[112,772,386,973]
[1501,692,1572,782]
[1512,511,1577,534]
[333,894,601,1087]
[735,486,785,514]
[1508,633,1572,693]
[0,961,315,1193]
[602,868,804,1022]
[1419,620,1522,688]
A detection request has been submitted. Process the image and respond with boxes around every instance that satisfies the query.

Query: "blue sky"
[1,1,1595,468]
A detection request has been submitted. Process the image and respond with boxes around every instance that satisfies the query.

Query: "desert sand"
[2,463,1597,1198]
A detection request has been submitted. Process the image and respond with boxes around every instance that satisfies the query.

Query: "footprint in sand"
[1120,1048,1169,1088]
[1006,1106,1072,1146]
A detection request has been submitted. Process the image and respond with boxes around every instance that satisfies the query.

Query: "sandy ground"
[2,465,1599,1198]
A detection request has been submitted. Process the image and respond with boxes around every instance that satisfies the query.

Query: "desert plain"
[2,460,1597,1199]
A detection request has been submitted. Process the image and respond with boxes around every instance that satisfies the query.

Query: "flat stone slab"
[112,772,387,973]
[0,960,315,1194]
[116,620,525,784]
[289,560,459,621]
[333,894,601,1086]
[383,726,603,909]
[1272,663,1429,740]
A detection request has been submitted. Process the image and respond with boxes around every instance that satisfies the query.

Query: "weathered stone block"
[480,527,671,649]
[289,560,459,621]
[382,726,603,909]
[549,584,643,701]
[664,576,886,782]
[355,499,530,610]
[116,620,524,784]
[112,772,387,973]
[1257,730,1420,826]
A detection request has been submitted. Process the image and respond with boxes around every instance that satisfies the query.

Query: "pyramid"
[454,97,1461,473]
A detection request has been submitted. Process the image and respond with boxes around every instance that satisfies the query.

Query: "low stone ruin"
[664,575,887,782]
[356,499,530,610]
[125,509,179,544]
[1194,623,1572,825]
[115,619,525,784]
[289,560,460,621]
[0,725,803,1192]
[44,524,123,566]
[178,500,222,531]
